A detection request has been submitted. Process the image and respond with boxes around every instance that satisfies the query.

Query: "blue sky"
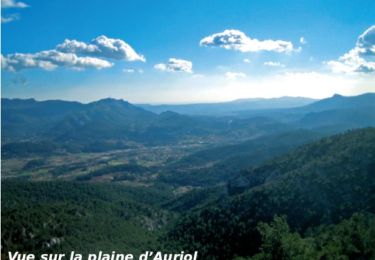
[2,0,375,103]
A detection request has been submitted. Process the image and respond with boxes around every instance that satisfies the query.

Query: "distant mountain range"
[2,93,375,154]
[138,96,317,115]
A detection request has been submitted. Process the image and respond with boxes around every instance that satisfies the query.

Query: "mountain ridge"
[2,93,375,152]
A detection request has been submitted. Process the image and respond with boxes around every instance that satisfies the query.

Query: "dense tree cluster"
[1,181,170,258]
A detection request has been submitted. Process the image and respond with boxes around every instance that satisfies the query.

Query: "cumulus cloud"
[1,0,28,8]
[154,58,193,73]
[200,29,297,53]
[2,35,144,72]
[327,25,375,74]
[264,61,285,68]
[2,51,113,71]
[1,0,28,23]
[57,35,145,62]
[225,72,246,80]
[56,40,99,55]
[243,58,251,63]
[299,37,307,44]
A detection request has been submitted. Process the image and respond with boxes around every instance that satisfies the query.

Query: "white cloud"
[123,68,144,74]
[243,58,251,63]
[154,63,167,71]
[200,29,297,53]
[327,25,375,74]
[225,72,246,80]
[1,0,28,23]
[2,50,113,71]
[57,35,145,62]
[56,39,99,55]
[358,25,375,50]
[1,13,18,23]
[264,61,285,68]
[154,58,193,73]
[299,37,307,44]
[2,35,145,72]
[1,0,28,8]
[123,68,135,73]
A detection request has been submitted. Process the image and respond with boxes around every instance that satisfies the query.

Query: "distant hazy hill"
[1,97,290,154]
[1,98,84,140]
[300,93,375,112]
[49,98,156,141]
[167,127,375,259]
[2,93,375,153]
[139,96,317,115]
[230,93,375,131]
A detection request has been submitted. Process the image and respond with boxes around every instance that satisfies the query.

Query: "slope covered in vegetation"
[167,128,375,259]
[1,181,171,257]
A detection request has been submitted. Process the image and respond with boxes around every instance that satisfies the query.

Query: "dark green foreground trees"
[1,181,169,257]
[251,214,375,260]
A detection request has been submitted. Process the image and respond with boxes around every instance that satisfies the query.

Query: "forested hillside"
[1,181,172,258]
[166,128,375,259]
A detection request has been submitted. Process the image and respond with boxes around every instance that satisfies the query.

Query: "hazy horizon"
[4,92,375,106]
